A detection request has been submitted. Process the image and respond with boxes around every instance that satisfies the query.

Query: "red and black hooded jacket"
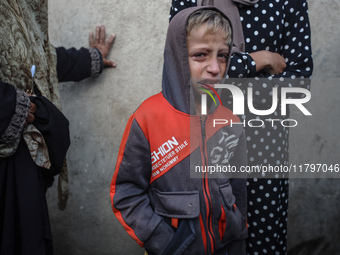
[110,6,247,255]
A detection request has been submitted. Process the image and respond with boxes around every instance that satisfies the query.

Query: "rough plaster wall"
[47,0,340,254]
[48,1,169,254]
[287,0,340,254]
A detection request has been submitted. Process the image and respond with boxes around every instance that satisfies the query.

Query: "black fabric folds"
[30,96,70,171]
[0,94,70,254]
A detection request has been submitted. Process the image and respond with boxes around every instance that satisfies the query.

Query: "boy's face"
[187,25,230,85]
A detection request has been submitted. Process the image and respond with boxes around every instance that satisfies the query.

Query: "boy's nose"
[206,58,221,76]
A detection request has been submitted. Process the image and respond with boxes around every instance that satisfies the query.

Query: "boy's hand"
[89,25,116,67]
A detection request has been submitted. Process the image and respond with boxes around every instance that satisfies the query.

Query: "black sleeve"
[169,0,197,22]
[0,80,30,142]
[278,0,313,78]
[228,0,313,79]
[30,96,70,172]
[227,52,257,78]
[56,47,103,82]
[0,81,17,136]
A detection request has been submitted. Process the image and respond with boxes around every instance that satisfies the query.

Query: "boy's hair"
[186,9,232,46]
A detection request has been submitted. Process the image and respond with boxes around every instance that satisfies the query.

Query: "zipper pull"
[201,117,206,139]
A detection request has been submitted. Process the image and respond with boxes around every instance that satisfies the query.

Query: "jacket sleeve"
[228,129,247,254]
[110,115,175,254]
[230,129,247,224]
[56,47,103,82]
[0,80,30,146]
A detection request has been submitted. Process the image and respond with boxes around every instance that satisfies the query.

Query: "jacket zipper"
[200,117,215,254]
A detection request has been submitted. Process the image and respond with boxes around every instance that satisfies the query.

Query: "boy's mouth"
[200,79,221,86]
[198,80,220,90]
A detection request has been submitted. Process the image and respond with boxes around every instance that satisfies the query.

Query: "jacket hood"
[161,6,233,114]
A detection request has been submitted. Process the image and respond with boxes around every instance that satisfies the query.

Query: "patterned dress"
[0,1,104,253]
[169,1,313,254]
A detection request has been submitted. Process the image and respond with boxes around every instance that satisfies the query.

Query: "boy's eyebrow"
[188,46,230,52]
[189,46,213,52]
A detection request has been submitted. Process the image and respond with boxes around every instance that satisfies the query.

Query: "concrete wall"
[47,0,340,254]
[287,1,340,254]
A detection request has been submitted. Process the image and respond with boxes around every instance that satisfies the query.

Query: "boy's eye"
[193,53,207,59]
[218,54,229,62]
